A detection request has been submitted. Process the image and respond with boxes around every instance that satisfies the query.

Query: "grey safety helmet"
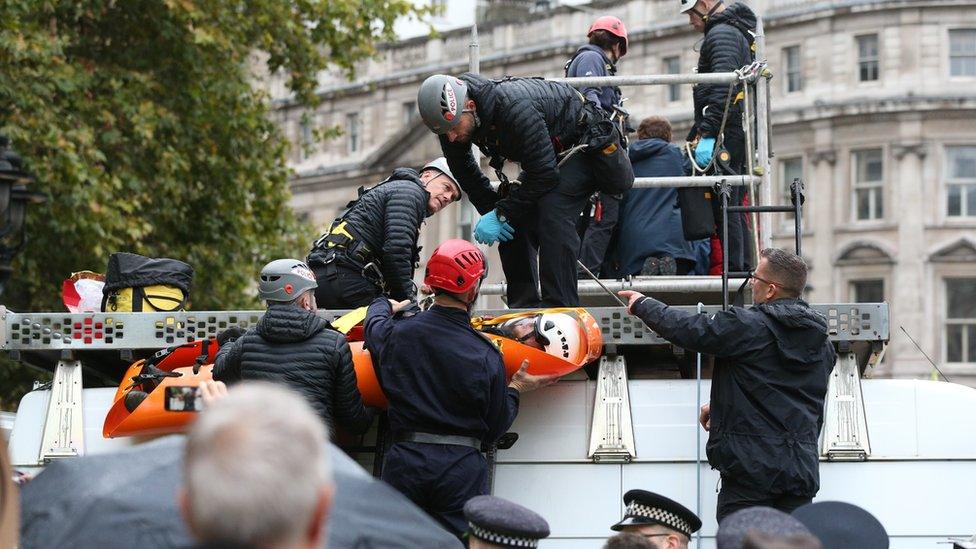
[417,75,469,135]
[422,157,461,194]
[258,259,318,302]
[679,0,699,12]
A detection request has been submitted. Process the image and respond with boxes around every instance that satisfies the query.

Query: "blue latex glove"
[474,210,515,245]
[695,137,716,166]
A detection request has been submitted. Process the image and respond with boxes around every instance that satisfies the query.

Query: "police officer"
[680,0,758,273]
[610,490,702,549]
[619,248,834,522]
[463,495,551,548]
[417,73,635,307]
[213,259,372,437]
[566,15,630,276]
[307,158,461,309]
[363,239,560,536]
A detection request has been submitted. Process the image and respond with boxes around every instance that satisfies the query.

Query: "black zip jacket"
[213,304,372,436]
[633,297,834,496]
[307,168,429,301]
[439,73,586,220]
[690,2,757,139]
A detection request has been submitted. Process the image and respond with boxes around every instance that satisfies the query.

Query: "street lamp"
[0,135,47,295]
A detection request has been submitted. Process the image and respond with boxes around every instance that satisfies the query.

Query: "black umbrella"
[20,437,462,549]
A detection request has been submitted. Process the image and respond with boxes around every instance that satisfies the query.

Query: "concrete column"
[890,134,929,378]
[808,125,836,304]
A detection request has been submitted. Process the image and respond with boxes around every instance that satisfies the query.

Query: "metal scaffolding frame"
[470,17,809,308]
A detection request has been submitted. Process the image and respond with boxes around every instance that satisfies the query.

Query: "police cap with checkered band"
[611,490,702,538]
[464,495,550,548]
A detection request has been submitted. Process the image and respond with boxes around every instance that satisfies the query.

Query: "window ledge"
[927,220,976,230]
[771,230,814,238]
[834,222,898,234]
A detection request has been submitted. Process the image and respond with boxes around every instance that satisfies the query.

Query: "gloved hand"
[474,210,515,245]
[216,326,245,346]
[694,136,716,166]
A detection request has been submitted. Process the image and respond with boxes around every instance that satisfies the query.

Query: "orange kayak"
[104,307,603,436]
[341,307,602,408]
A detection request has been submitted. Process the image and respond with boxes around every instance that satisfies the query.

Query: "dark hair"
[759,248,807,298]
[602,532,657,549]
[636,116,672,142]
[589,29,624,52]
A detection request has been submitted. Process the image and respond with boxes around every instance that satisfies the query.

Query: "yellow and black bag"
[101,253,194,312]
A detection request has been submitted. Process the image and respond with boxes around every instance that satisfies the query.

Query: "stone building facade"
[262,0,976,384]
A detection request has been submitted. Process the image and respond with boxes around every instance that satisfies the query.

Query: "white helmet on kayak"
[537,313,582,360]
[679,0,699,13]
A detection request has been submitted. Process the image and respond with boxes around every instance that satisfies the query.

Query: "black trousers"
[712,127,752,273]
[577,193,621,277]
[498,149,634,309]
[716,476,813,524]
[498,152,600,308]
[311,261,382,310]
[382,442,488,539]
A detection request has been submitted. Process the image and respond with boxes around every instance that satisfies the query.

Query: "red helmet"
[588,16,628,56]
[424,239,487,294]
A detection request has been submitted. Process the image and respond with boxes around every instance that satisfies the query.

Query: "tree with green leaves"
[0,0,424,408]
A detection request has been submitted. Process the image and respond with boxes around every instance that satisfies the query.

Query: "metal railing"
[548,56,773,253]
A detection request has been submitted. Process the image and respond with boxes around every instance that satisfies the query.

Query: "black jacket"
[308,168,429,301]
[633,297,834,496]
[364,299,520,445]
[690,2,756,139]
[213,304,372,436]
[439,73,586,220]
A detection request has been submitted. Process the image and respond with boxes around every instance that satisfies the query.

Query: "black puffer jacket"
[633,297,834,497]
[213,304,372,436]
[690,2,757,139]
[307,168,429,301]
[440,73,586,219]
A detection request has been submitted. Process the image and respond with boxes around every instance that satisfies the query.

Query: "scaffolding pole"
[479,276,750,297]
[550,72,745,87]
[633,175,759,188]
[754,17,774,251]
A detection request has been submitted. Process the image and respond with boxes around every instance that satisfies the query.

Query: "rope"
[685,60,767,175]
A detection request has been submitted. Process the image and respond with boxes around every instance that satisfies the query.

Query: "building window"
[946,278,976,363]
[663,56,681,102]
[780,157,803,223]
[947,146,976,217]
[300,118,313,159]
[949,29,976,77]
[856,34,879,82]
[853,149,884,221]
[403,101,417,125]
[784,46,802,93]
[458,197,477,242]
[851,279,884,303]
[346,113,360,153]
